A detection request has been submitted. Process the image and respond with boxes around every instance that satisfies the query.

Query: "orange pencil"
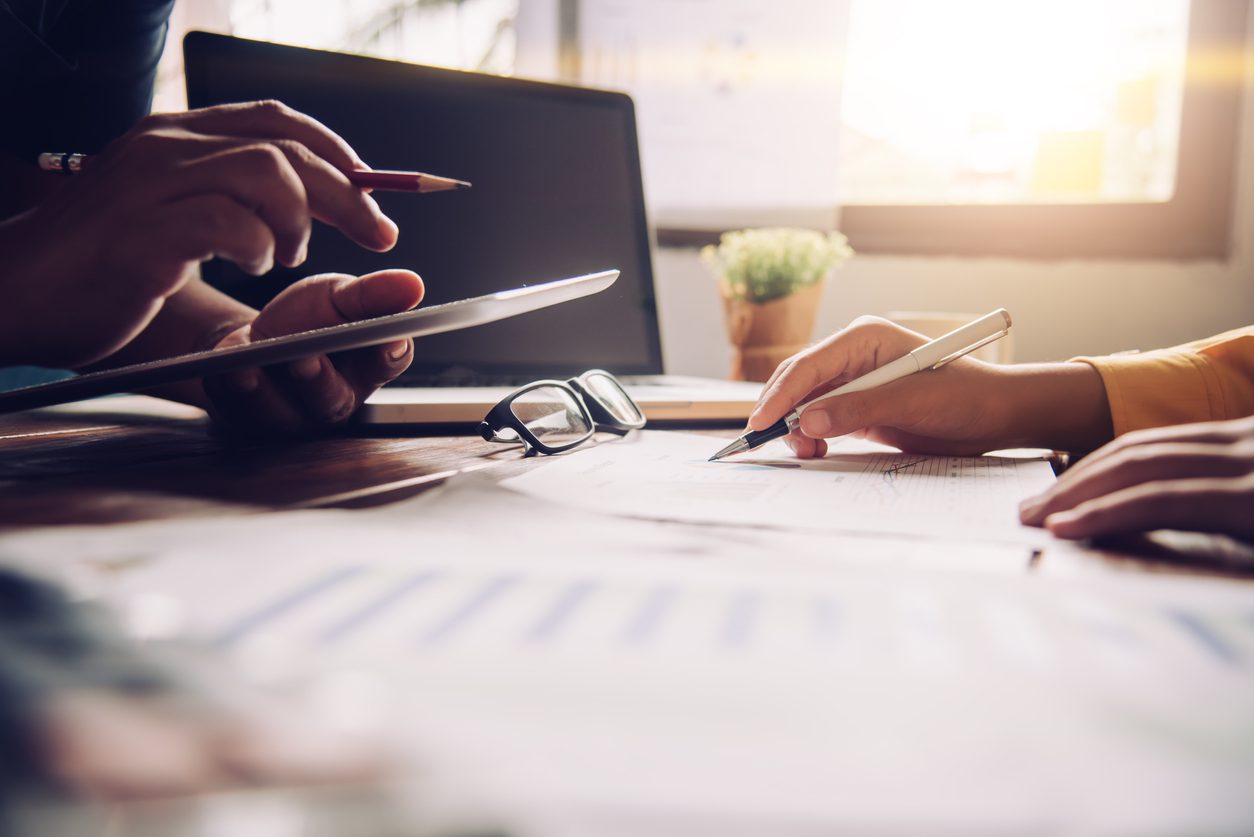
[36,152,471,193]
[345,168,470,192]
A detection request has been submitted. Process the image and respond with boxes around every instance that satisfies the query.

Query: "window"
[159,0,1246,259]
[155,0,520,111]
[227,0,517,72]
[561,0,1248,259]
[839,0,1188,206]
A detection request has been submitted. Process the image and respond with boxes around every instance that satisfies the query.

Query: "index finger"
[747,319,924,432]
[158,100,364,173]
[1021,440,1249,526]
[748,344,845,431]
[1043,476,1254,541]
[1059,418,1248,487]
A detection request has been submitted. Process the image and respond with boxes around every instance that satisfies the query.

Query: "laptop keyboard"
[397,373,539,388]
[394,374,736,391]
[395,373,678,388]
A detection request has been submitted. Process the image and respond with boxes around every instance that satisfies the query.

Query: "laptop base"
[360,376,763,426]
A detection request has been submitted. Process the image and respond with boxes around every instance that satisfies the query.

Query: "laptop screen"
[184,32,662,382]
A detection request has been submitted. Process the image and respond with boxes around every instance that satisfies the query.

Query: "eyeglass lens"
[581,372,644,425]
[509,385,593,446]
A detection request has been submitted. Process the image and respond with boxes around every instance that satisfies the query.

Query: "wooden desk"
[2,398,1251,580]
[0,397,557,529]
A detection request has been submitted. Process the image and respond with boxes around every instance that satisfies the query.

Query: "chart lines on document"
[843,452,1034,515]
[579,451,1005,509]
[515,435,1055,539]
[203,557,1254,682]
[882,458,927,478]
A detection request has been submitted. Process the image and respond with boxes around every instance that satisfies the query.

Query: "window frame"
[565,0,1248,260]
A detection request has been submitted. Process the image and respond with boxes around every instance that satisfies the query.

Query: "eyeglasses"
[479,369,646,456]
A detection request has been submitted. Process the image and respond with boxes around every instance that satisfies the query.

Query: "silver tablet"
[0,270,619,415]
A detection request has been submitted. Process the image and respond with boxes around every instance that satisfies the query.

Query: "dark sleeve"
[0,0,176,161]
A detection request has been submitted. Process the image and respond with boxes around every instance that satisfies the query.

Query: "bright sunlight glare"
[838,0,1190,204]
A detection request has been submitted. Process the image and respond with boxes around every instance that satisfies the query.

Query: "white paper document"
[502,431,1055,543]
[4,476,1253,835]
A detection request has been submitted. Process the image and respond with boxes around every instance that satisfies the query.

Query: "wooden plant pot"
[721,281,824,382]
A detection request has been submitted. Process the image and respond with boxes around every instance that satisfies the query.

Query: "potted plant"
[701,227,854,382]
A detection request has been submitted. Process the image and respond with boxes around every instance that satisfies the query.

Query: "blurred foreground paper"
[502,430,1055,544]
[3,475,1253,835]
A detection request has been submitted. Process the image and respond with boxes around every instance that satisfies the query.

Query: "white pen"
[708,309,1012,461]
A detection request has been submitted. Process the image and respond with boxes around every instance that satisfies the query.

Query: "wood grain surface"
[0,398,561,527]
[2,397,1251,581]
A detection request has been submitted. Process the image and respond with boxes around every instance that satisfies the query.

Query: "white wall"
[653,17,1254,378]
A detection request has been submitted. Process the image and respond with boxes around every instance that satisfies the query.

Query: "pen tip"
[708,438,746,462]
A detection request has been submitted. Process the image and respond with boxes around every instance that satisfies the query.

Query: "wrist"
[87,280,257,410]
[161,298,257,411]
[163,276,258,358]
[0,209,58,366]
[998,362,1113,453]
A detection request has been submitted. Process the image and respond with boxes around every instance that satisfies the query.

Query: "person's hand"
[0,100,398,369]
[748,316,1112,458]
[201,269,423,433]
[1019,415,1254,541]
[0,567,388,802]
[35,687,390,800]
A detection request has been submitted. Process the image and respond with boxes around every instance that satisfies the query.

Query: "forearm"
[996,362,1113,453]
[82,277,257,409]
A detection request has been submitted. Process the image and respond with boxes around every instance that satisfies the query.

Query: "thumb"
[251,269,424,339]
[796,387,898,439]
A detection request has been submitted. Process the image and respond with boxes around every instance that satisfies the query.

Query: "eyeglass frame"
[478,369,646,456]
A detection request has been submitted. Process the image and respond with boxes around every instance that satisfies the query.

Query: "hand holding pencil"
[0,99,458,434]
[39,152,470,193]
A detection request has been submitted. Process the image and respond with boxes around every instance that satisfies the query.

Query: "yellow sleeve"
[1072,326,1254,436]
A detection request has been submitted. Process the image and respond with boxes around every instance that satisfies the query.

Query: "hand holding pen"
[712,310,1012,460]
[726,311,1113,460]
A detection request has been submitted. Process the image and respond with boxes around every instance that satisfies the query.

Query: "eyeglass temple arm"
[479,421,540,456]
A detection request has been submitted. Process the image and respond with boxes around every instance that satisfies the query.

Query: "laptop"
[183,32,762,425]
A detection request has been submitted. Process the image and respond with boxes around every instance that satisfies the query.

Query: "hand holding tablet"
[0,270,619,416]
[4,97,618,430]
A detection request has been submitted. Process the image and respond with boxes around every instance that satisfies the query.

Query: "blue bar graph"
[319,570,442,645]
[623,586,678,646]
[1168,609,1240,665]
[216,565,364,647]
[418,575,519,647]
[525,580,597,644]
[207,561,1254,680]
[812,596,842,647]
[720,591,760,650]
